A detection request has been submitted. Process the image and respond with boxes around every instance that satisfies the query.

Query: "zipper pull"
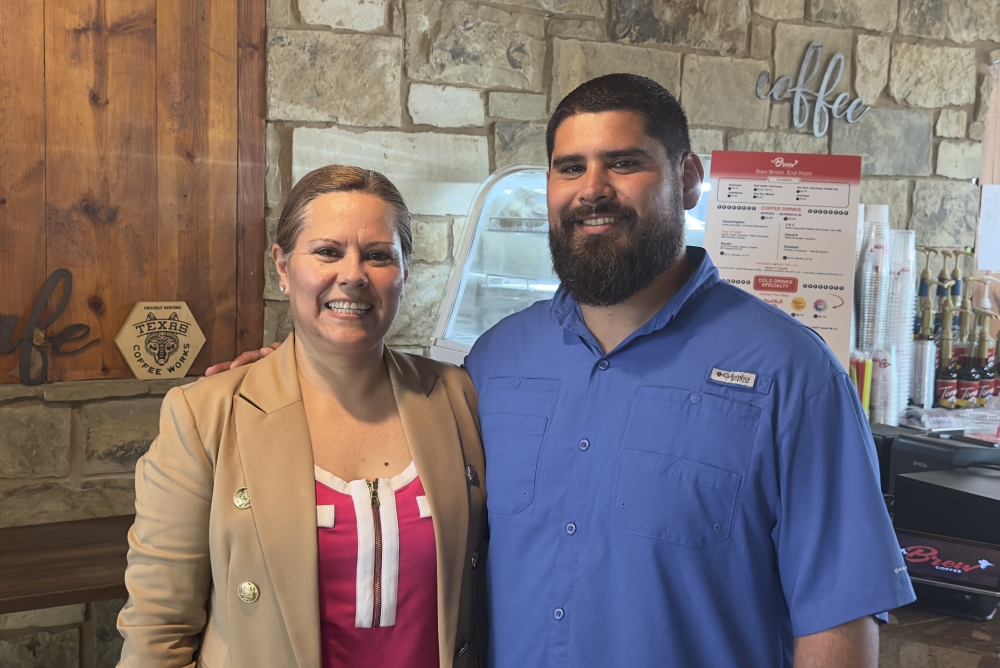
[367,479,380,508]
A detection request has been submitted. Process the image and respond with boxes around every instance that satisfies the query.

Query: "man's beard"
[548,195,686,307]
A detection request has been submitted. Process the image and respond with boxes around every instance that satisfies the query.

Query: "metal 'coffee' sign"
[756,41,870,138]
[0,269,100,386]
[115,302,205,379]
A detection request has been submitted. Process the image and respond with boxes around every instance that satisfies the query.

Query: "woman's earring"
[279,285,285,293]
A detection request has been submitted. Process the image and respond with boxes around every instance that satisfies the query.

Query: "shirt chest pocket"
[480,377,561,515]
[614,385,761,548]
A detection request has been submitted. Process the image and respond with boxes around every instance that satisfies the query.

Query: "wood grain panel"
[236,0,266,354]
[45,0,159,381]
[157,0,238,373]
[0,2,46,383]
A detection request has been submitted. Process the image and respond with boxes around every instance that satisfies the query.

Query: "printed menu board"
[703,151,861,369]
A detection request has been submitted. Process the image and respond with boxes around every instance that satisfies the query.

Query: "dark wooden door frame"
[236,0,265,354]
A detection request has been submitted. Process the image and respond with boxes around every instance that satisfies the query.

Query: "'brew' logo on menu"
[771,157,799,168]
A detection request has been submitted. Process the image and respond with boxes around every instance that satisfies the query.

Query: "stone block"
[936,110,967,139]
[387,264,452,346]
[406,0,545,91]
[977,74,992,122]
[489,93,547,121]
[264,214,285,302]
[265,124,282,209]
[495,122,548,169]
[610,0,750,56]
[40,380,151,403]
[293,126,489,216]
[753,0,803,20]
[0,605,86,631]
[947,1,1000,42]
[854,35,890,106]
[689,128,725,154]
[82,398,162,475]
[267,0,292,27]
[0,402,70,478]
[95,598,127,668]
[898,0,945,38]
[263,301,293,347]
[937,140,981,181]
[550,39,681,112]
[773,24,853,98]
[682,55,770,130]
[0,385,39,401]
[889,43,976,109]
[808,0,897,31]
[144,378,196,395]
[0,629,79,668]
[267,30,402,126]
[970,121,985,141]
[727,131,828,154]
[299,0,388,31]
[412,219,451,263]
[408,84,484,128]
[769,104,791,129]
[910,180,979,249]
[0,478,135,529]
[491,0,605,16]
[831,109,932,176]
[860,179,910,229]
[750,24,771,61]
[548,18,605,41]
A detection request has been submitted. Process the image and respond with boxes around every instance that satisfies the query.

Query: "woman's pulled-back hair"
[276,165,413,264]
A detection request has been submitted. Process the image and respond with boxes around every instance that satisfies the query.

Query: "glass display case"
[429,159,712,365]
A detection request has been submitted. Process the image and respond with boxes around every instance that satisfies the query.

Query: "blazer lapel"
[386,348,469,664]
[234,333,321,668]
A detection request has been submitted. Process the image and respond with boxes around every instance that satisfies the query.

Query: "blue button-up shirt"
[465,248,915,668]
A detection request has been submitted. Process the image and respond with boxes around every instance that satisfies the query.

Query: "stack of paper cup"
[851,204,865,352]
[871,345,898,425]
[855,206,891,353]
[888,229,916,413]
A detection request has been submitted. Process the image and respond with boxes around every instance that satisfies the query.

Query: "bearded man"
[210,73,914,668]
[463,74,914,668]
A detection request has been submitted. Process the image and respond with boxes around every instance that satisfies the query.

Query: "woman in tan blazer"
[118,166,487,668]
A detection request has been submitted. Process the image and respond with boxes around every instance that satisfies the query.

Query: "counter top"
[881,605,1000,667]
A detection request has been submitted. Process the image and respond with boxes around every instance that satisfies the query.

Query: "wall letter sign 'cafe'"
[757,41,870,138]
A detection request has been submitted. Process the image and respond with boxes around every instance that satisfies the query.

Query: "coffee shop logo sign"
[115,302,205,379]
[756,41,870,138]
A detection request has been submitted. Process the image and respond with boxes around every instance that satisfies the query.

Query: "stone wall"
[0,379,191,530]
[0,378,191,667]
[0,599,126,668]
[264,0,999,351]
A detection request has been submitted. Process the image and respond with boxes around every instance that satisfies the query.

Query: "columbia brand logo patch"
[709,368,757,389]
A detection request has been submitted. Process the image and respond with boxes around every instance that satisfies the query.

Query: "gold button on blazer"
[117,335,488,668]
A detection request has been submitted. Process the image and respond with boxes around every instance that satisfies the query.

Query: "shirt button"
[578,438,590,451]
[553,607,565,620]
[690,393,702,404]
[565,522,577,535]
[513,378,521,388]
[598,359,610,370]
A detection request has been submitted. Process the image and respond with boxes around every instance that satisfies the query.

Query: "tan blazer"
[118,335,487,668]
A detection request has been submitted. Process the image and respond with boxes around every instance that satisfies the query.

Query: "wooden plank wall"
[0,0,247,382]
[45,0,160,381]
[157,0,238,371]
[0,2,47,382]
[237,0,266,354]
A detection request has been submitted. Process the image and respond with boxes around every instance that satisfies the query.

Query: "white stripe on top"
[314,461,417,629]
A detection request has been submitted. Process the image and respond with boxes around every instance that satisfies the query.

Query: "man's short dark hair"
[545,73,691,166]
